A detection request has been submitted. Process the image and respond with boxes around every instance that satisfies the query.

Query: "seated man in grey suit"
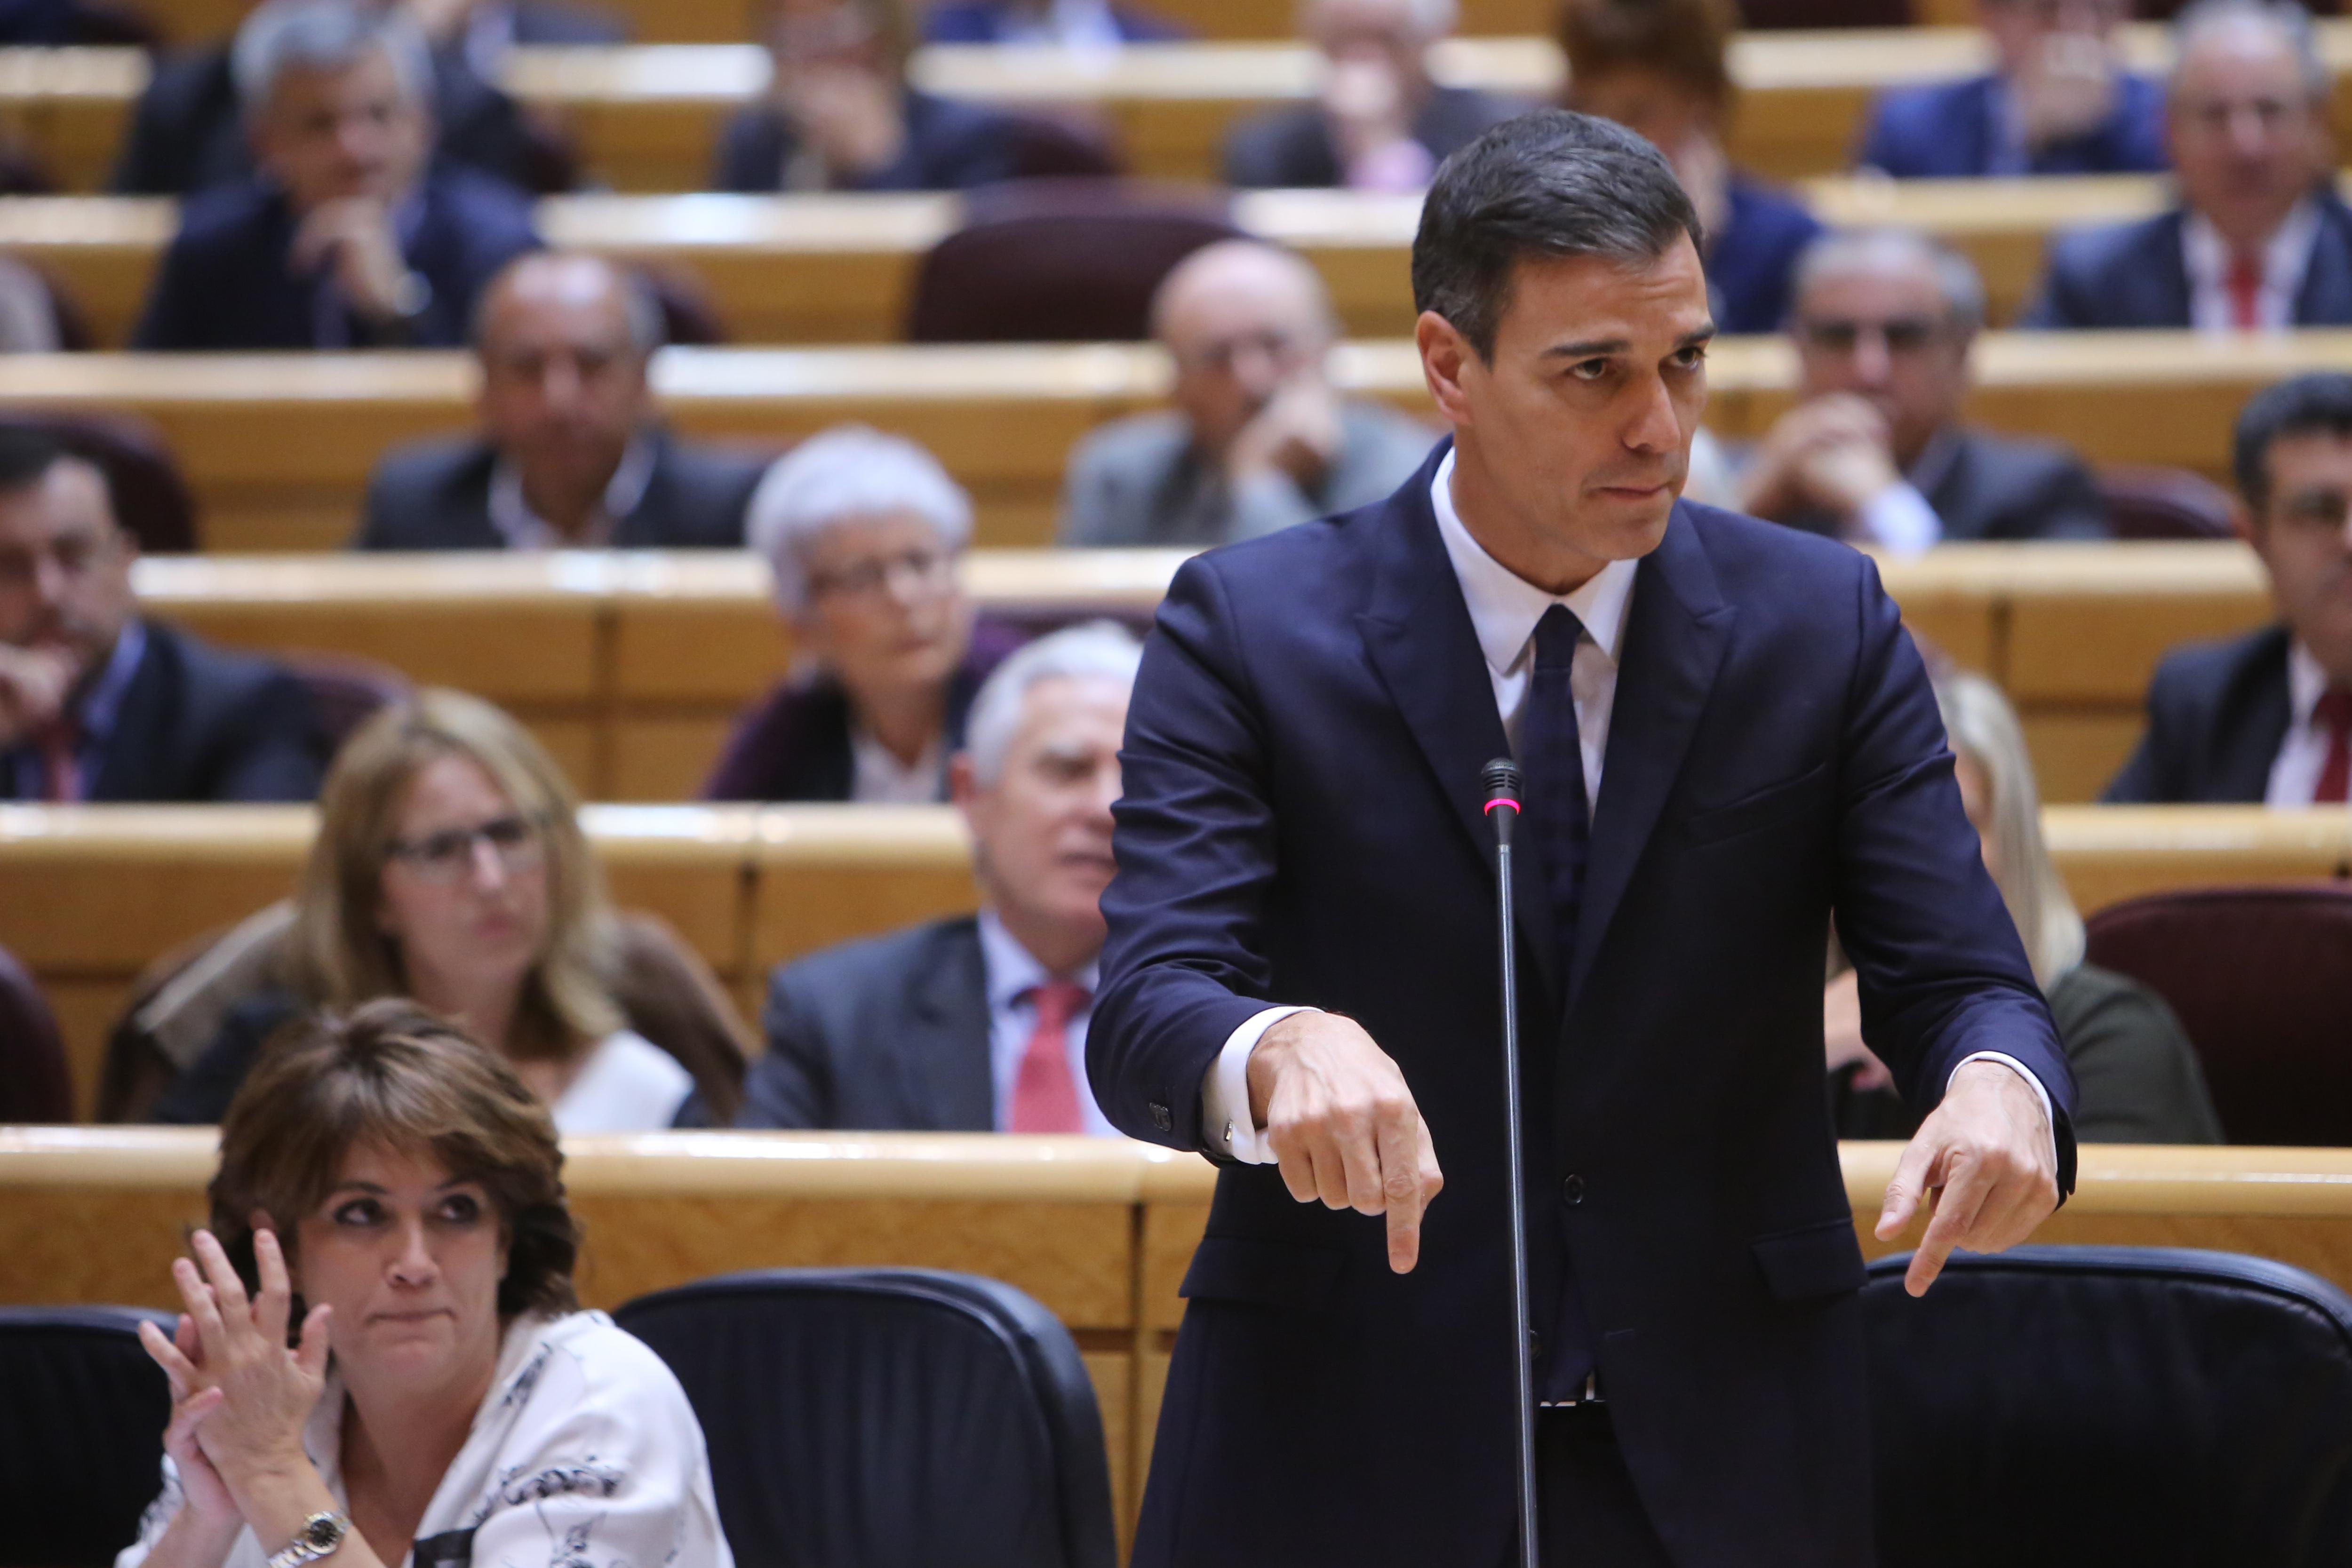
[738,622,1142,1132]
[2107,372,2352,803]
[357,251,764,549]
[2024,0,2352,332]
[1743,228,2108,550]
[1057,239,1437,548]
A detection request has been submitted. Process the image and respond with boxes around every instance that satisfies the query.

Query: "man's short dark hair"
[2232,372,2352,514]
[0,424,65,497]
[1411,108,1705,361]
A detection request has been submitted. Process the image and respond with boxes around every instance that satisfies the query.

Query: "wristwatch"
[266,1512,350,1568]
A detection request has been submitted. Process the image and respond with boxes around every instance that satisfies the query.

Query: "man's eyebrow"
[1537,337,1630,361]
[1678,323,1719,348]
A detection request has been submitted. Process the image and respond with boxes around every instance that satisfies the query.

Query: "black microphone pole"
[1481,756,1540,1568]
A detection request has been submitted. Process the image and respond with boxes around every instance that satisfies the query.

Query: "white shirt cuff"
[1951,1051,2058,1165]
[1855,480,1943,556]
[1201,1006,1317,1163]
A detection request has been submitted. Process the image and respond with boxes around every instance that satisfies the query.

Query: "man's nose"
[539,357,584,410]
[1088,759,1123,819]
[2224,105,2276,158]
[28,552,66,613]
[1625,373,1682,453]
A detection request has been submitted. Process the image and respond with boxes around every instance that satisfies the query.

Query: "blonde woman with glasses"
[167,689,698,1132]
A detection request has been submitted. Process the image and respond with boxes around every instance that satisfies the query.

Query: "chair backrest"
[905,178,1243,343]
[0,412,199,553]
[0,1306,176,1568]
[2095,463,2239,540]
[279,650,414,756]
[1863,1247,2352,1568]
[2083,883,2352,1144]
[0,939,71,1122]
[1002,112,1124,180]
[614,1267,1116,1568]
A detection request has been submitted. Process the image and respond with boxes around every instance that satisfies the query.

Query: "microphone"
[1481,757,1540,1568]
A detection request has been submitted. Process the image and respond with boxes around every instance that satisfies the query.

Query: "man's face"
[476,261,651,484]
[1791,258,1972,470]
[0,460,136,682]
[2167,21,2332,246]
[1160,255,1332,459]
[1422,237,1712,574]
[1978,0,2128,78]
[2250,430,2352,682]
[959,675,1128,956]
[250,48,430,212]
[1310,0,1432,81]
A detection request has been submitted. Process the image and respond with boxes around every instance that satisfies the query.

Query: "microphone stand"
[1481,757,1540,1568]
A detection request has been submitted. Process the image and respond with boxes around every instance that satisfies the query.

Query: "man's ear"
[1416,310,1477,428]
[948,750,981,816]
[2232,495,2261,549]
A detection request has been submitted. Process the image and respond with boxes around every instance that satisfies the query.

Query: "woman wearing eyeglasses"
[166,688,698,1132]
[703,425,1023,804]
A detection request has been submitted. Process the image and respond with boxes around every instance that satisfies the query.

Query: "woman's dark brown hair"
[207,999,580,1319]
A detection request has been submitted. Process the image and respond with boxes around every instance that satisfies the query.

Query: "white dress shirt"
[849,726,948,803]
[556,1029,698,1132]
[2264,640,2352,807]
[2183,202,2322,333]
[1200,451,2053,1161]
[979,909,1121,1137]
[487,433,658,550]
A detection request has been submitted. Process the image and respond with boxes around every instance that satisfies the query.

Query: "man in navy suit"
[1090,111,2074,1567]
[2025,0,2352,332]
[1858,0,2167,178]
[131,0,540,351]
[2108,372,2352,804]
[922,0,1183,43]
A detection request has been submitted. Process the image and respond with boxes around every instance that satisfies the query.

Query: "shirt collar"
[1427,446,1638,680]
[976,907,1099,1013]
[73,619,146,744]
[487,432,658,550]
[2288,638,2336,728]
[2183,198,2322,293]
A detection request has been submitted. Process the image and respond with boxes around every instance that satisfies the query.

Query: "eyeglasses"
[807,546,957,602]
[384,813,546,883]
[1796,316,1949,356]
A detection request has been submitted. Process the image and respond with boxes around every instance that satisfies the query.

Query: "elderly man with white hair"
[132,0,540,350]
[738,621,1143,1133]
[1221,0,1523,189]
[705,425,1024,803]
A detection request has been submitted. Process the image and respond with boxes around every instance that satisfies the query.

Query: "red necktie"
[1008,981,1090,1133]
[33,718,80,804]
[2226,254,2265,330]
[2313,688,2352,804]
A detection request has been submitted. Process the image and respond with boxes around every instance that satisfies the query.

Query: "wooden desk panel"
[2041,806,2352,914]
[748,806,980,967]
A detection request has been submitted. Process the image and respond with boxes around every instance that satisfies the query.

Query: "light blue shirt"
[977,908,1119,1137]
[4,620,144,801]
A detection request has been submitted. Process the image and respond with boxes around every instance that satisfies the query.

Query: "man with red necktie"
[736,622,1142,1133]
[2110,372,2352,805]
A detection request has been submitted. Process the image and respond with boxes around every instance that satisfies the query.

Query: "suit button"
[1149,1102,1173,1132]
[1561,1174,1585,1206]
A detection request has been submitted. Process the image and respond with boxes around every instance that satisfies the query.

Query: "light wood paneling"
[749,806,980,966]
[2041,806,2352,915]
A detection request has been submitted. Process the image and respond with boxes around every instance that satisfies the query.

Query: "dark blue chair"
[0,1305,175,1567]
[614,1267,1116,1568]
[1864,1247,2352,1567]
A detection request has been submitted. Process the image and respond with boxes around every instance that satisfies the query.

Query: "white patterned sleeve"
[112,1455,184,1568]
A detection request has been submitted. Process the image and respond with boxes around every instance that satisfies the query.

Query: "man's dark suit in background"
[1918,429,2109,541]
[2103,624,2293,803]
[710,93,1021,192]
[130,170,540,350]
[1089,445,2076,1567]
[355,428,764,550]
[0,620,324,803]
[1858,72,2168,179]
[1220,86,1520,188]
[2024,193,2352,329]
[737,917,995,1130]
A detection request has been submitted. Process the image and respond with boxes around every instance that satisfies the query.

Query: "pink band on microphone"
[1483,797,1520,815]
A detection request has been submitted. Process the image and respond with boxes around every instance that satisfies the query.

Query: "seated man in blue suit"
[738,623,1142,1132]
[358,253,763,550]
[1858,0,2166,178]
[2025,0,2352,331]
[0,428,323,804]
[131,0,541,351]
[923,0,1184,44]
[1556,0,1821,336]
[2108,372,2352,803]
[1745,228,2108,549]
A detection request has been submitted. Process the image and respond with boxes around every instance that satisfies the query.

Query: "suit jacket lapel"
[85,626,169,803]
[898,919,997,1130]
[2142,212,2194,328]
[2218,626,2295,800]
[1569,508,1733,1007]
[1354,451,1563,1002]
[2296,199,2352,324]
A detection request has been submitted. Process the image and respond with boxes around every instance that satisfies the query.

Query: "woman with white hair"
[704,426,1020,803]
[1828,669,2224,1143]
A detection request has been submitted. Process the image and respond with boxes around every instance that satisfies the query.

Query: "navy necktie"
[1522,604,1591,966]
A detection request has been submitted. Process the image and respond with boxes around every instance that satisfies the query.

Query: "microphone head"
[1482,756,1521,805]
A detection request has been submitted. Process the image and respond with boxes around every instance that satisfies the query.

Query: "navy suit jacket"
[1220,86,1521,189]
[1089,445,2076,1568]
[710,91,1021,192]
[2024,193,2352,329]
[0,620,324,803]
[923,0,1185,40]
[737,916,997,1130]
[1707,174,1822,335]
[131,172,540,351]
[355,428,763,550]
[1858,72,2168,178]
[2103,624,2292,803]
